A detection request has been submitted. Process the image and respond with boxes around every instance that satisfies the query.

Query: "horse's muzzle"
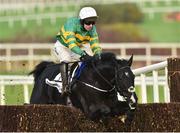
[128,92,137,110]
[128,86,135,93]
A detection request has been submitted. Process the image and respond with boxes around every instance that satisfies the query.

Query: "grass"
[0,5,78,17]
[143,0,180,7]
[139,13,180,42]
[4,85,33,105]
[0,64,167,105]
[0,12,180,42]
[0,18,66,41]
[0,71,29,75]
[2,84,165,105]
[135,85,165,103]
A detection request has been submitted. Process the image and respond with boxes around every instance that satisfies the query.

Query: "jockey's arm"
[56,20,86,56]
[57,34,85,56]
[89,31,102,56]
[65,35,85,56]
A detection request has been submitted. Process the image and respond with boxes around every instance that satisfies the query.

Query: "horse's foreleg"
[122,92,138,124]
[111,101,129,115]
[124,109,136,124]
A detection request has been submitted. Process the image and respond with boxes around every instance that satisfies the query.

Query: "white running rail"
[0,43,179,71]
[0,0,180,26]
[0,75,33,105]
[133,61,170,103]
[0,61,170,105]
[1,0,180,11]
[0,12,75,27]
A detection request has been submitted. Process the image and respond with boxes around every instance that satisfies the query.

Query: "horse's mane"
[90,52,117,66]
[98,52,131,67]
[117,59,129,66]
[100,52,116,62]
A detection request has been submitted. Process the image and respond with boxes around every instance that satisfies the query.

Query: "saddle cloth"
[45,62,84,93]
[45,73,63,93]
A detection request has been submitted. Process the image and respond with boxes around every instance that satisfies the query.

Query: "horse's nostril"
[129,102,136,110]
[128,86,135,92]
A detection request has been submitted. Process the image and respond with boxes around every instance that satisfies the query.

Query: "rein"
[73,60,117,93]
[91,60,114,88]
[115,66,136,94]
[70,59,133,94]
[75,79,115,93]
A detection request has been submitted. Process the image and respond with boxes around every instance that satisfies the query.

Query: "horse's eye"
[118,73,123,79]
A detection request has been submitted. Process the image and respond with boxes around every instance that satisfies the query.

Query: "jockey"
[53,7,102,95]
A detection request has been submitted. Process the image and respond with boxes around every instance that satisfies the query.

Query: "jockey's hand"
[80,53,92,62]
[93,53,101,60]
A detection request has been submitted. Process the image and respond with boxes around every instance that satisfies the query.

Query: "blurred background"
[0,0,179,104]
[0,0,179,43]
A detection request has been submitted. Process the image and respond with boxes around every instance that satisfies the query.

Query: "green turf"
[143,0,180,7]
[135,85,165,104]
[2,84,165,105]
[138,13,180,42]
[0,5,77,17]
[0,18,66,41]
[0,12,180,42]
[4,85,33,105]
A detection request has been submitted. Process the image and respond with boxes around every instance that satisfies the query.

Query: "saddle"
[45,62,86,94]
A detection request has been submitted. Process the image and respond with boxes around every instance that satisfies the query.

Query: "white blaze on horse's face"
[118,68,137,110]
[116,66,135,96]
[125,72,129,77]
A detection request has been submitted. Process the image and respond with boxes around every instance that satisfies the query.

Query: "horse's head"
[115,55,138,109]
[73,53,120,119]
[72,53,137,120]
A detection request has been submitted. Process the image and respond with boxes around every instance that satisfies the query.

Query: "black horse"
[29,52,138,122]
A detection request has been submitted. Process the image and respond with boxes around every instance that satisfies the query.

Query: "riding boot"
[60,62,69,95]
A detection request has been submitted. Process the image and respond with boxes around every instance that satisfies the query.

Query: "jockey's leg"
[54,40,93,95]
[60,62,69,95]
[54,40,71,95]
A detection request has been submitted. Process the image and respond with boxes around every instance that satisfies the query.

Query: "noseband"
[75,61,129,94]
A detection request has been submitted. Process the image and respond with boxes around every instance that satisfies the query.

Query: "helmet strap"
[80,19,84,25]
[80,19,87,31]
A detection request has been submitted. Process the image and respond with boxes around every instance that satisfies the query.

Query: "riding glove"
[93,53,101,60]
[80,52,92,62]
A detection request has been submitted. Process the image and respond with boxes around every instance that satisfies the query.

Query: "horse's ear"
[127,54,133,66]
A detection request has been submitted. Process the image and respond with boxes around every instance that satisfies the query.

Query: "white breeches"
[54,40,93,63]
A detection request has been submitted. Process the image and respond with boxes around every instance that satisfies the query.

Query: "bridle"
[75,79,115,93]
[69,59,135,95]
[115,66,135,95]
[74,60,116,93]
[72,59,137,109]
[84,61,135,96]
[71,58,137,110]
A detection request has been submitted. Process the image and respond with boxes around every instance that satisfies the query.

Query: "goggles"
[84,20,96,25]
